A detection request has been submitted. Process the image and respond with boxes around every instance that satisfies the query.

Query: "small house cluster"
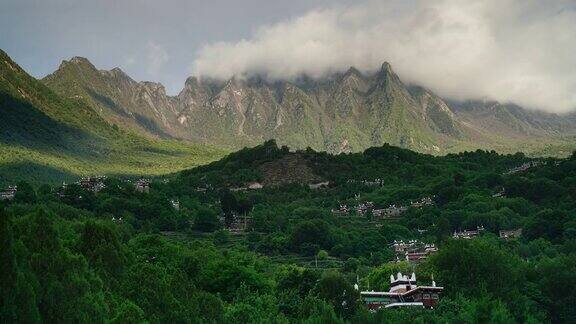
[170,199,180,211]
[111,216,123,222]
[410,196,435,208]
[492,188,506,198]
[372,196,435,220]
[360,272,443,310]
[333,196,434,219]
[356,201,375,214]
[230,182,264,192]
[372,205,408,219]
[499,228,522,239]
[135,179,150,193]
[453,226,485,239]
[392,240,438,264]
[225,213,252,233]
[331,201,375,215]
[308,181,330,190]
[0,186,17,201]
[504,161,542,175]
[347,179,384,187]
[79,176,107,193]
[79,176,104,192]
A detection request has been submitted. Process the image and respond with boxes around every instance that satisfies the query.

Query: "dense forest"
[1,140,576,323]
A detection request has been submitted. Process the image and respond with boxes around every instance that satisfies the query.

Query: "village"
[0,174,524,314]
[331,196,435,220]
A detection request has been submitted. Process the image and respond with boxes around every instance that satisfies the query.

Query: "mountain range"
[42,55,576,156]
[1,47,576,186]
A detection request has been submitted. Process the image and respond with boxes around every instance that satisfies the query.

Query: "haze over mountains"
[42,54,576,156]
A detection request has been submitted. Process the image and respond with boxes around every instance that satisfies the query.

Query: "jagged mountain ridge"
[42,56,576,155]
[43,57,187,139]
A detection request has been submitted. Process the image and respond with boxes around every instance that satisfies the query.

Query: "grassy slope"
[0,49,226,186]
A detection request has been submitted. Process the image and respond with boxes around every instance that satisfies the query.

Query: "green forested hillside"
[2,141,575,323]
[0,49,226,186]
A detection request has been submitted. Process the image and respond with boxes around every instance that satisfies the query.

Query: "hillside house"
[453,226,485,239]
[392,240,438,263]
[499,228,522,239]
[248,182,264,190]
[135,179,150,193]
[0,186,17,201]
[392,240,418,253]
[410,196,435,208]
[492,188,506,198]
[331,204,350,215]
[356,201,374,214]
[308,181,329,189]
[373,205,407,219]
[404,244,438,263]
[79,176,106,193]
[346,179,383,186]
[504,161,542,175]
[360,272,443,311]
[231,181,263,192]
[170,199,180,211]
[227,213,252,233]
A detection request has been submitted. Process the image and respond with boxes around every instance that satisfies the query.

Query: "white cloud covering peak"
[192,0,576,113]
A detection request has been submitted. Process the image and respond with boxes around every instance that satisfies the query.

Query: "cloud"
[146,41,169,75]
[192,0,576,113]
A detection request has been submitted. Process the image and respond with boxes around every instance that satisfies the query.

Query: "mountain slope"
[42,57,187,139]
[0,49,225,186]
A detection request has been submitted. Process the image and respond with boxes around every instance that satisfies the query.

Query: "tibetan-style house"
[79,176,107,193]
[360,272,443,310]
[0,186,17,201]
[308,181,329,190]
[135,179,150,193]
[499,228,522,239]
[453,226,485,239]
[373,205,407,219]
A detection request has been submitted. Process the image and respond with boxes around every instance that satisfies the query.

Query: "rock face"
[42,57,576,154]
[43,57,186,139]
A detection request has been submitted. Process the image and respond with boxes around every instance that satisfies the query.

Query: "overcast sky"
[0,0,353,94]
[2,0,576,113]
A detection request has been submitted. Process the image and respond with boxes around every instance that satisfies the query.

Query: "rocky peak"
[59,56,96,71]
[343,66,363,78]
[376,62,400,82]
[337,66,370,93]
[99,67,134,84]
[140,81,168,99]
[69,56,92,65]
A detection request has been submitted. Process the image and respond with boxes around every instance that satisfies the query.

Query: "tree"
[291,219,333,251]
[79,220,126,276]
[14,181,36,204]
[314,271,358,319]
[0,208,17,321]
[110,300,146,324]
[193,208,220,232]
[219,189,238,215]
[432,238,523,302]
